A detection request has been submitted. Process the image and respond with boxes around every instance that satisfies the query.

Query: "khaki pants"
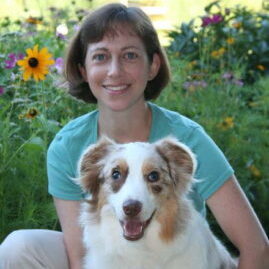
[0,229,69,269]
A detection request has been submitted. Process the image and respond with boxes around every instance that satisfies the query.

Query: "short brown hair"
[65,3,171,103]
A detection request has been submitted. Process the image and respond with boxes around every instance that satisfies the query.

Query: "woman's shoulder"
[48,109,98,152]
[149,102,203,142]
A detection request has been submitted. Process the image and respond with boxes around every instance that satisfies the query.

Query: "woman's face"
[81,27,160,112]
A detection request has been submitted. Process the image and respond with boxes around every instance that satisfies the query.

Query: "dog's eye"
[111,170,121,180]
[147,171,159,182]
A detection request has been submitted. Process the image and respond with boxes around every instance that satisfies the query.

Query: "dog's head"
[77,136,196,242]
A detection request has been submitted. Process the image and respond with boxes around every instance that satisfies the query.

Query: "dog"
[75,136,237,269]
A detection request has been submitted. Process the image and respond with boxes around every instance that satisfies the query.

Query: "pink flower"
[202,14,223,27]
[4,53,24,69]
[211,14,223,24]
[53,57,64,74]
[202,17,212,27]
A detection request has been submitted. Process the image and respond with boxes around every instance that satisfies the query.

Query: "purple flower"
[233,79,244,87]
[56,32,67,40]
[211,14,223,24]
[202,16,212,27]
[222,72,234,80]
[202,14,223,27]
[183,80,208,91]
[53,57,64,74]
[0,86,4,95]
[4,53,24,69]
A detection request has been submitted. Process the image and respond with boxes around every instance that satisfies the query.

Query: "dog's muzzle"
[120,199,155,241]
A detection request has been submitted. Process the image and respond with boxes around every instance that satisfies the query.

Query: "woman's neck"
[98,102,152,143]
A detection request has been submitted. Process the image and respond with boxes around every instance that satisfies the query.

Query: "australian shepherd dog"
[76,137,237,269]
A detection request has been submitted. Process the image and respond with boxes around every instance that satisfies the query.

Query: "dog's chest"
[83,212,191,269]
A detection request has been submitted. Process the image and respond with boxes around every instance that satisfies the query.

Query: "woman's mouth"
[103,84,130,95]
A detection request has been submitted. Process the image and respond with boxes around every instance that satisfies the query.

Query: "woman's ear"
[148,53,161,81]
[78,63,88,82]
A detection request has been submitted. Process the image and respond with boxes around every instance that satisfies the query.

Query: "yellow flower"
[211,48,226,58]
[25,108,39,119]
[19,108,39,120]
[226,37,235,45]
[256,65,266,71]
[17,45,55,81]
[26,17,42,25]
[248,165,261,178]
[219,117,234,130]
[232,21,242,29]
[187,60,197,69]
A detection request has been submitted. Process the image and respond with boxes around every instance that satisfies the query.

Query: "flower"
[183,80,207,92]
[226,37,235,45]
[218,117,234,130]
[53,57,64,74]
[4,53,24,69]
[201,14,223,27]
[248,164,261,178]
[0,86,4,95]
[211,48,226,58]
[256,65,266,71]
[19,108,39,119]
[232,21,242,29]
[26,17,42,25]
[17,45,55,81]
[25,108,39,119]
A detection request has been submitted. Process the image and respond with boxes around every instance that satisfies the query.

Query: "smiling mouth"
[103,84,130,94]
[120,211,156,241]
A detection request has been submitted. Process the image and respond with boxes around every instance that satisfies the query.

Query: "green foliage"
[0,1,268,250]
[168,0,269,83]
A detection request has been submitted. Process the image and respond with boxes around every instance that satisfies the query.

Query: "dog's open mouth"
[120,211,155,241]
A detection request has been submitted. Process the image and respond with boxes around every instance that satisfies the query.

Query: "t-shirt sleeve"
[187,126,234,200]
[47,135,84,200]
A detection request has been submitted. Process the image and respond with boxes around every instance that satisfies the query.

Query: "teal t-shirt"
[47,102,234,216]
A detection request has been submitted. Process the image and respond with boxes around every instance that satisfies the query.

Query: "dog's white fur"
[76,137,237,269]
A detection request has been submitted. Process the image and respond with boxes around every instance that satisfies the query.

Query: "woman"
[0,3,268,269]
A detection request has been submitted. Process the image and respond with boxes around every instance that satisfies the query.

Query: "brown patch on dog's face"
[142,161,167,195]
[156,194,190,242]
[79,137,113,211]
[110,159,129,193]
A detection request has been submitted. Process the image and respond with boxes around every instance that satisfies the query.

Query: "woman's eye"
[92,54,106,62]
[147,171,159,182]
[124,52,138,60]
[111,170,121,180]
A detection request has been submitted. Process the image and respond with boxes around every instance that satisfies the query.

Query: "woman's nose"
[107,57,123,77]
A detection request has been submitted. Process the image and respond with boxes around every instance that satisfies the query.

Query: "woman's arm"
[54,197,84,269]
[207,175,269,269]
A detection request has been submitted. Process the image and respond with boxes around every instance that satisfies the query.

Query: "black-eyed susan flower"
[226,37,235,45]
[25,108,39,119]
[256,65,266,71]
[248,164,261,178]
[26,17,42,25]
[17,45,55,81]
[218,117,234,130]
[211,48,226,58]
[19,108,39,120]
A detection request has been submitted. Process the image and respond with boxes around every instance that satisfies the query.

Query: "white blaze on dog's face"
[78,137,196,242]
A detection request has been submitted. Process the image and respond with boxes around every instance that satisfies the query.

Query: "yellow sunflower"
[17,45,55,81]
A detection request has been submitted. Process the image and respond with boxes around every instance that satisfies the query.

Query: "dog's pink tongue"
[123,220,143,240]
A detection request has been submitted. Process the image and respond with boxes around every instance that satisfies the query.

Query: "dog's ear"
[155,137,196,191]
[77,136,114,194]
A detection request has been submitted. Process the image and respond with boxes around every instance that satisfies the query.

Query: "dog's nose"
[123,199,142,217]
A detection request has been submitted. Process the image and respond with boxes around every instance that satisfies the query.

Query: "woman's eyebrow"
[88,47,109,53]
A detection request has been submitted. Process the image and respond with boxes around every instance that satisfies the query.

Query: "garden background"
[0,0,268,253]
